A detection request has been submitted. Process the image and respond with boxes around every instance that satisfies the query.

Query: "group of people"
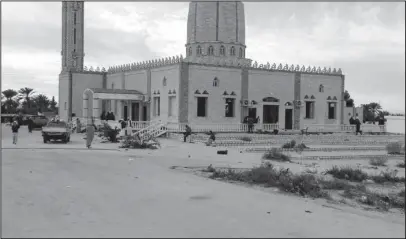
[349,115,363,135]
[100,111,116,121]
[183,124,216,146]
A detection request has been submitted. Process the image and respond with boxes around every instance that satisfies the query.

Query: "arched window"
[319,84,324,92]
[111,83,115,89]
[197,45,202,56]
[213,77,219,87]
[188,47,192,56]
[239,48,243,58]
[220,45,225,56]
[208,46,214,56]
[230,46,235,56]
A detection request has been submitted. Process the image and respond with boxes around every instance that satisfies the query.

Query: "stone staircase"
[132,122,168,141]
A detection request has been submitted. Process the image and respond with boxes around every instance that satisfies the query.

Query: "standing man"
[126,117,132,136]
[27,117,33,133]
[247,117,254,133]
[76,118,81,133]
[183,125,192,142]
[349,115,355,125]
[11,119,20,144]
[354,115,362,135]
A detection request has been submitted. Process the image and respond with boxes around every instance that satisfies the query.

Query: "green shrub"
[262,148,291,162]
[369,157,388,167]
[282,140,296,149]
[326,165,368,182]
[386,142,404,155]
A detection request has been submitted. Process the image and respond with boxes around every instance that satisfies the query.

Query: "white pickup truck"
[41,121,71,143]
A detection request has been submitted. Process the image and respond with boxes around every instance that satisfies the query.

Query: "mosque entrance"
[123,105,128,120]
[142,106,147,121]
[263,105,279,124]
[285,109,293,130]
[131,102,140,121]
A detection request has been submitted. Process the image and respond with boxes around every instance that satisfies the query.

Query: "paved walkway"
[2,125,405,237]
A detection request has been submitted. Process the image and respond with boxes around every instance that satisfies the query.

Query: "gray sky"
[2,2,405,113]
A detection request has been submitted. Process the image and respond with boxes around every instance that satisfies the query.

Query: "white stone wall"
[150,65,180,122]
[300,74,343,128]
[58,73,70,121]
[71,73,104,119]
[188,64,242,124]
[248,70,295,129]
[125,70,148,93]
[343,107,355,125]
[106,73,123,116]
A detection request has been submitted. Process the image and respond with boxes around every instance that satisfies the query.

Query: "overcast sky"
[2,1,405,113]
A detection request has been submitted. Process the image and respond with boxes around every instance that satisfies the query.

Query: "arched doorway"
[284,102,293,130]
[262,97,280,124]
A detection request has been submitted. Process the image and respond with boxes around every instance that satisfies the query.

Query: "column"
[127,100,132,120]
[92,98,100,121]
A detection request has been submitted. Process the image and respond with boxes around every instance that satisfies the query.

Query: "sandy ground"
[2,125,405,238]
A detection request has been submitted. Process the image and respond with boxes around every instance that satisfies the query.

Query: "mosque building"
[59,1,345,130]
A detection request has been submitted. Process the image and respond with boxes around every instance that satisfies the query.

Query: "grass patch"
[207,164,405,211]
[369,157,388,167]
[210,163,328,198]
[386,142,404,155]
[326,165,368,182]
[262,148,291,162]
[321,178,358,191]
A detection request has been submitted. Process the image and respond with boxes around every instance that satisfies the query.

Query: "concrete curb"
[2,147,120,151]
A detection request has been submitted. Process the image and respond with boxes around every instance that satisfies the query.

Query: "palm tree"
[18,87,35,108]
[363,102,382,122]
[33,94,50,112]
[2,89,19,113]
[50,96,57,112]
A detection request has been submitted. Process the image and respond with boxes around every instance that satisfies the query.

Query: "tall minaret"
[185,1,247,62]
[61,1,84,72]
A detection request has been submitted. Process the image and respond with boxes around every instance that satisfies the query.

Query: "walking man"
[86,117,97,148]
[11,120,20,145]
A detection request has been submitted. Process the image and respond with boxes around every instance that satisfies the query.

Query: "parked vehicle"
[42,121,71,143]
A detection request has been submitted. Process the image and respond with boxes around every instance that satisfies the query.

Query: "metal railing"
[304,124,387,133]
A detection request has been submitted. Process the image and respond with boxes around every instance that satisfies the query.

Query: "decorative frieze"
[104,55,184,74]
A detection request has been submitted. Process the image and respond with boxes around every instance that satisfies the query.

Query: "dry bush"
[239,136,252,142]
[369,157,388,167]
[282,140,296,149]
[326,165,368,182]
[210,163,328,199]
[396,160,405,168]
[262,148,291,162]
[386,142,404,155]
[369,169,405,184]
[119,136,160,149]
